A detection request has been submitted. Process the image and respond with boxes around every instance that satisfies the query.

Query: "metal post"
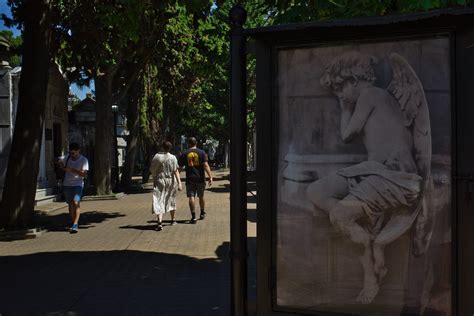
[229,4,247,316]
[112,105,119,191]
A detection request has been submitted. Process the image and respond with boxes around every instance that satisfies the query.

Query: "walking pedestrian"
[150,141,183,231]
[55,142,89,234]
[178,137,213,223]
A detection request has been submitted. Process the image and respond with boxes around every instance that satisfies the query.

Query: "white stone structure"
[0,44,69,203]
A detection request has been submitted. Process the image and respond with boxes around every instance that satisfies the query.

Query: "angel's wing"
[387,53,431,181]
[387,53,434,256]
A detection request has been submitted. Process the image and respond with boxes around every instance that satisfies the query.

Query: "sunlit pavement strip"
[0,170,236,315]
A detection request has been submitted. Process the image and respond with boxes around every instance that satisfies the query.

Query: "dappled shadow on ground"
[122,185,154,195]
[207,184,230,193]
[247,181,257,193]
[247,194,257,204]
[247,209,257,223]
[208,182,256,199]
[211,174,229,182]
[0,244,232,315]
[34,210,125,233]
[119,219,197,231]
[145,219,191,224]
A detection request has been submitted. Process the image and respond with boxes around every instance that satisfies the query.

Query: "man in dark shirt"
[179,137,213,223]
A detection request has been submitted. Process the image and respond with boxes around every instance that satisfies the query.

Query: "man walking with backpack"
[179,137,213,223]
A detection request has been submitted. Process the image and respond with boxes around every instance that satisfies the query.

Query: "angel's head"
[320,51,378,103]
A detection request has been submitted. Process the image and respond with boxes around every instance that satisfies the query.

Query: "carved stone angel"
[306,51,434,303]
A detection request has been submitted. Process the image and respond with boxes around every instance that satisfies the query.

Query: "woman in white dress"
[150,141,182,231]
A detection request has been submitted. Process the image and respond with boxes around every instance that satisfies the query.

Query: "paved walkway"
[0,170,255,316]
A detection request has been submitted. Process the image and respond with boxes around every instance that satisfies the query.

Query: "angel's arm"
[339,101,353,142]
[341,92,375,143]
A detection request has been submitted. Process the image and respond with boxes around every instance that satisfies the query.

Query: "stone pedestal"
[276,153,451,314]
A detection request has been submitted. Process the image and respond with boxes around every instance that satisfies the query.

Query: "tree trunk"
[142,139,159,184]
[0,0,53,229]
[143,119,162,184]
[120,93,140,188]
[93,68,116,195]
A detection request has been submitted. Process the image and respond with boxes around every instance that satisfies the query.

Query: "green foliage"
[0,30,22,67]
[261,0,474,23]
[154,0,271,143]
[67,91,81,109]
[138,64,163,147]
[56,1,152,84]
[150,3,214,141]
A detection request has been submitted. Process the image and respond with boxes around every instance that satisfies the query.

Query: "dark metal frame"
[233,7,474,316]
[230,5,248,316]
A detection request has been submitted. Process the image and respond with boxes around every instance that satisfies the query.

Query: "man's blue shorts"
[63,186,83,203]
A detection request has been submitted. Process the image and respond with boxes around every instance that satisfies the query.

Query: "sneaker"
[199,212,206,220]
[190,217,197,224]
[171,221,178,226]
[155,223,163,231]
[70,224,79,234]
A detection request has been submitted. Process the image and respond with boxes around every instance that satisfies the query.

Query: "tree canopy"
[262,0,474,23]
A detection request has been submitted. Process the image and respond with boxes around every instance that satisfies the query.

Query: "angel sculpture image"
[306,51,433,304]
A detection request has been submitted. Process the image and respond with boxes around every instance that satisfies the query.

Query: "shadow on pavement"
[13,210,126,235]
[122,187,154,195]
[247,209,257,223]
[119,224,158,231]
[146,219,192,225]
[207,185,230,193]
[247,194,257,204]
[119,221,197,231]
[0,243,232,315]
[119,219,198,231]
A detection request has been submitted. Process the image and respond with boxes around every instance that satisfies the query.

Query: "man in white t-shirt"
[57,143,89,234]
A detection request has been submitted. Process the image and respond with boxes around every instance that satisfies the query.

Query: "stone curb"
[35,203,68,214]
[0,227,46,241]
[81,192,125,201]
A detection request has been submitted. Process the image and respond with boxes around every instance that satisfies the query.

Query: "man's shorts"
[63,186,83,203]
[186,182,206,198]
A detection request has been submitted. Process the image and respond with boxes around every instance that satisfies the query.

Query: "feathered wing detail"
[376,53,434,256]
[387,53,431,182]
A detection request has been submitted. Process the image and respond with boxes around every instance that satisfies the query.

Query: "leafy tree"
[55,1,157,195]
[120,2,203,186]
[154,1,271,147]
[154,3,202,142]
[138,64,163,183]
[58,1,211,194]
